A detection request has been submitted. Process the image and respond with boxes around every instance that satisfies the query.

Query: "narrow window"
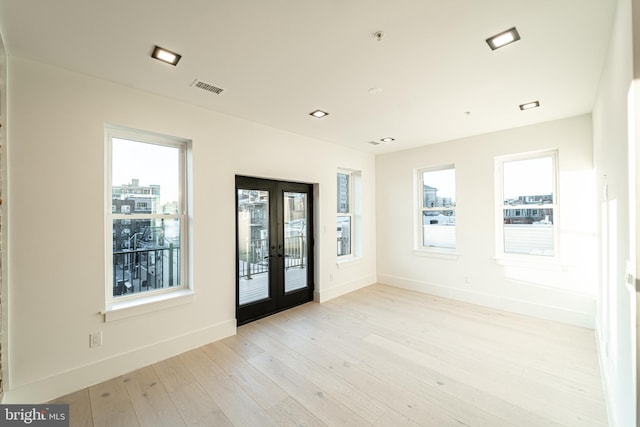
[418,166,456,250]
[337,172,353,257]
[497,151,557,257]
[107,126,189,303]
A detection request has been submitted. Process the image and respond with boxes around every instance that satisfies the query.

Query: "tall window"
[418,166,456,250]
[107,126,188,303]
[496,151,557,257]
[337,172,353,257]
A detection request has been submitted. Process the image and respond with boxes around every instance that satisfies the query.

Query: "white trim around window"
[337,169,362,261]
[105,124,192,317]
[415,165,457,256]
[495,149,559,264]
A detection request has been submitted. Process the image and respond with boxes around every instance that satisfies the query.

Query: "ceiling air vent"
[190,79,224,95]
[367,141,381,146]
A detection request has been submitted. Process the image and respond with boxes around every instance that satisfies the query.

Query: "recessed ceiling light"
[309,109,329,118]
[519,100,540,110]
[486,27,520,50]
[151,46,182,66]
[380,137,395,143]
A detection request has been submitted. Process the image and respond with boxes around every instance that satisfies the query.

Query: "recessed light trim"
[380,137,395,143]
[486,27,520,50]
[151,46,182,66]
[519,100,540,110]
[309,109,329,118]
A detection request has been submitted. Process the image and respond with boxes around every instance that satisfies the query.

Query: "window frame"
[495,149,559,261]
[416,164,457,252]
[105,125,190,311]
[337,170,354,259]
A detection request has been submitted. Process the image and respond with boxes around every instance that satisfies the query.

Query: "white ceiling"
[0,0,617,154]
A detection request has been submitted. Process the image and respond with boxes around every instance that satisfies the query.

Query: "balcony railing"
[113,244,180,296]
[337,236,351,256]
[239,236,306,279]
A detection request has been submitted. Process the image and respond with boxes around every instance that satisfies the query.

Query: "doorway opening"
[236,176,314,325]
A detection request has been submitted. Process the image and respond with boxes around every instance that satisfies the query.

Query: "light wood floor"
[51,284,608,426]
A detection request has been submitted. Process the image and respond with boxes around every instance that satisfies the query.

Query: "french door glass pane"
[284,192,308,292]
[237,189,270,305]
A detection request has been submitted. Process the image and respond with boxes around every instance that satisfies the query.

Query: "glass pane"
[337,216,351,256]
[284,192,308,292]
[502,155,554,256]
[503,208,554,256]
[337,173,350,213]
[503,156,553,206]
[422,169,455,209]
[422,168,456,249]
[112,138,180,214]
[422,210,456,248]
[112,217,181,297]
[237,189,270,304]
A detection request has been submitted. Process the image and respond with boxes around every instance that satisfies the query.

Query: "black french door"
[235,176,314,325]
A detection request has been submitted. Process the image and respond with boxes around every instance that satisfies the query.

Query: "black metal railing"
[337,236,351,256]
[113,244,180,296]
[239,236,306,279]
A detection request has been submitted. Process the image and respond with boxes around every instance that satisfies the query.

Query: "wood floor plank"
[240,320,387,424]
[123,365,186,427]
[373,408,423,427]
[49,389,94,427]
[180,348,279,427]
[266,397,328,427]
[200,340,288,410]
[88,377,140,427]
[221,333,265,359]
[247,351,373,427]
[153,356,233,427]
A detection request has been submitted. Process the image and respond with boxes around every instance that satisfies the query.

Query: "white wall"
[3,56,376,403]
[592,0,637,425]
[376,115,598,328]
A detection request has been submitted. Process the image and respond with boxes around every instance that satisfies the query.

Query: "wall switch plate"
[90,331,102,348]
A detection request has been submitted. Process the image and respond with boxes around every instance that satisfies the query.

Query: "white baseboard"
[594,328,616,427]
[2,319,236,404]
[377,274,595,329]
[315,275,376,303]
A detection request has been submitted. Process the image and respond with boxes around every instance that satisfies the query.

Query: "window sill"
[494,256,567,271]
[337,256,362,269]
[412,249,459,260]
[102,289,195,322]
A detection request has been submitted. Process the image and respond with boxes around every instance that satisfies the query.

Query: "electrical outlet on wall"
[90,331,102,348]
